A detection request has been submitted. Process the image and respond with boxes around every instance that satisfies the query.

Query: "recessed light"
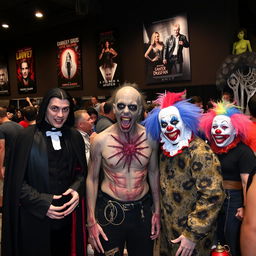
[35,11,44,18]
[2,23,9,29]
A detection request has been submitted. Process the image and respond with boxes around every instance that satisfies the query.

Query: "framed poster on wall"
[56,37,82,89]
[0,56,10,96]
[16,47,36,94]
[143,13,191,84]
[97,30,121,88]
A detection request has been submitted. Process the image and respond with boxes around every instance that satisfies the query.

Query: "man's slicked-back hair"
[20,59,29,69]
[36,87,74,128]
[74,109,87,127]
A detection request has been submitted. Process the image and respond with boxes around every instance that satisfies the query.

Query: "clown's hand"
[171,235,196,256]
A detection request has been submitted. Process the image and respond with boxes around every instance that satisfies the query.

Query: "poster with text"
[97,30,121,88]
[143,14,191,84]
[16,47,36,94]
[57,37,82,89]
[0,56,10,95]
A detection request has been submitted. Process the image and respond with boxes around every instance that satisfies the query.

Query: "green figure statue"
[232,28,252,55]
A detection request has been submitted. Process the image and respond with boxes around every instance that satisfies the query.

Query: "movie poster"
[57,37,82,89]
[16,47,36,94]
[97,30,121,88]
[0,56,10,96]
[143,14,191,84]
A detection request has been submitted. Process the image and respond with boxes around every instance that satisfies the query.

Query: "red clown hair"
[199,101,252,143]
[154,91,186,108]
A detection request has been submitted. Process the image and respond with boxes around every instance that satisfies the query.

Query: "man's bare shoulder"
[91,125,117,146]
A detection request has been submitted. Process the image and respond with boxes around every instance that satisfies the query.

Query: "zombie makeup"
[113,87,141,133]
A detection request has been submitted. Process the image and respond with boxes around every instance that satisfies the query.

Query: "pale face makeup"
[159,106,192,156]
[211,115,236,147]
[113,87,141,133]
[45,97,70,128]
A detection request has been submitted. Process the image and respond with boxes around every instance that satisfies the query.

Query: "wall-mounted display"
[97,30,121,88]
[56,37,82,89]
[0,56,10,96]
[143,13,191,84]
[16,47,36,94]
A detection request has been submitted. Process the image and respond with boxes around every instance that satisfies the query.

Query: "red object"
[19,120,29,128]
[211,243,231,256]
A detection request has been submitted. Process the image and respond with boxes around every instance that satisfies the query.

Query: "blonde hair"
[150,32,160,45]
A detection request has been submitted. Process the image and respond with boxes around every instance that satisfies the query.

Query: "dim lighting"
[2,23,9,29]
[35,11,44,18]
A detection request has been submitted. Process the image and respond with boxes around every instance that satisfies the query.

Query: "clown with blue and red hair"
[199,100,256,256]
[143,91,225,256]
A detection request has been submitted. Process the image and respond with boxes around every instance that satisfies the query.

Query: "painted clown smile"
[165,130,180,141]
[213,134,230,144]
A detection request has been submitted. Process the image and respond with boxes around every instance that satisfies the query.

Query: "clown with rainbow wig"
[199,101,256,256]
[143,91,225,256]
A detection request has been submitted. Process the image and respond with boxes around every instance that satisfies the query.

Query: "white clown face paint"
[158,106,192,156]
[211,115,236,147]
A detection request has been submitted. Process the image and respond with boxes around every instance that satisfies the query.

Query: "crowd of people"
[0,84,256,256]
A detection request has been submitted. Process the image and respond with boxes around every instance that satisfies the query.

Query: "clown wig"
[199,101,251,142]
[142,91,202,141]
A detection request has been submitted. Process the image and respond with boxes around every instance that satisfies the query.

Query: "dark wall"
[1,0,239,103]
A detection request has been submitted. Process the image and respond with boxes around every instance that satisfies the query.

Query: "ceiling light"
[2,23,9,29]
[35,11,44,18]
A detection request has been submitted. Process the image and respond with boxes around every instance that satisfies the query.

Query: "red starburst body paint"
[107,132,149,173]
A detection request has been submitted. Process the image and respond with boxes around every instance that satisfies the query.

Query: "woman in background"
[144,31,164,65]
[98,40,118,84]
[232,28,252,55]
[99,40,117,69]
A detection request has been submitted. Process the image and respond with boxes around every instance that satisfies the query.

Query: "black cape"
[2,125,87,256]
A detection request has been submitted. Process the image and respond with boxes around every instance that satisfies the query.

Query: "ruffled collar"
[161,134,194,157]
[210,137,241,154]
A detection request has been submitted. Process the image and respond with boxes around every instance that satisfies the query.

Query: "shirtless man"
[86,83,160,256]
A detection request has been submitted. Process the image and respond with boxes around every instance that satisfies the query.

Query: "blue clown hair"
[142,99,201,141]
[142,107,161,141]
[175,100,201,134]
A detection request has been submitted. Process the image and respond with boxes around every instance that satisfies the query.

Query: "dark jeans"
[216,189,243,256]
[95,191,154,256]
[169,55,182,74]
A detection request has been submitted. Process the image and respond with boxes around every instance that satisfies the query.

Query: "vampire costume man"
[2,88,87,256]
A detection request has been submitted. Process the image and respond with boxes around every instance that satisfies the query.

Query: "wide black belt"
[99,190,151,211]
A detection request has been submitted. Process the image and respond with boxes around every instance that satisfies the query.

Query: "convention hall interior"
[0,0,255,107]
[1,0,256,255]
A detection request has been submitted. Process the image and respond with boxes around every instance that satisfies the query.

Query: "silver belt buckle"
[122,203,134,211]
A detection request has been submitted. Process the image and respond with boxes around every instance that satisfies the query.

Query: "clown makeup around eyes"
[158,106,185,145]
[211,115,236,147]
